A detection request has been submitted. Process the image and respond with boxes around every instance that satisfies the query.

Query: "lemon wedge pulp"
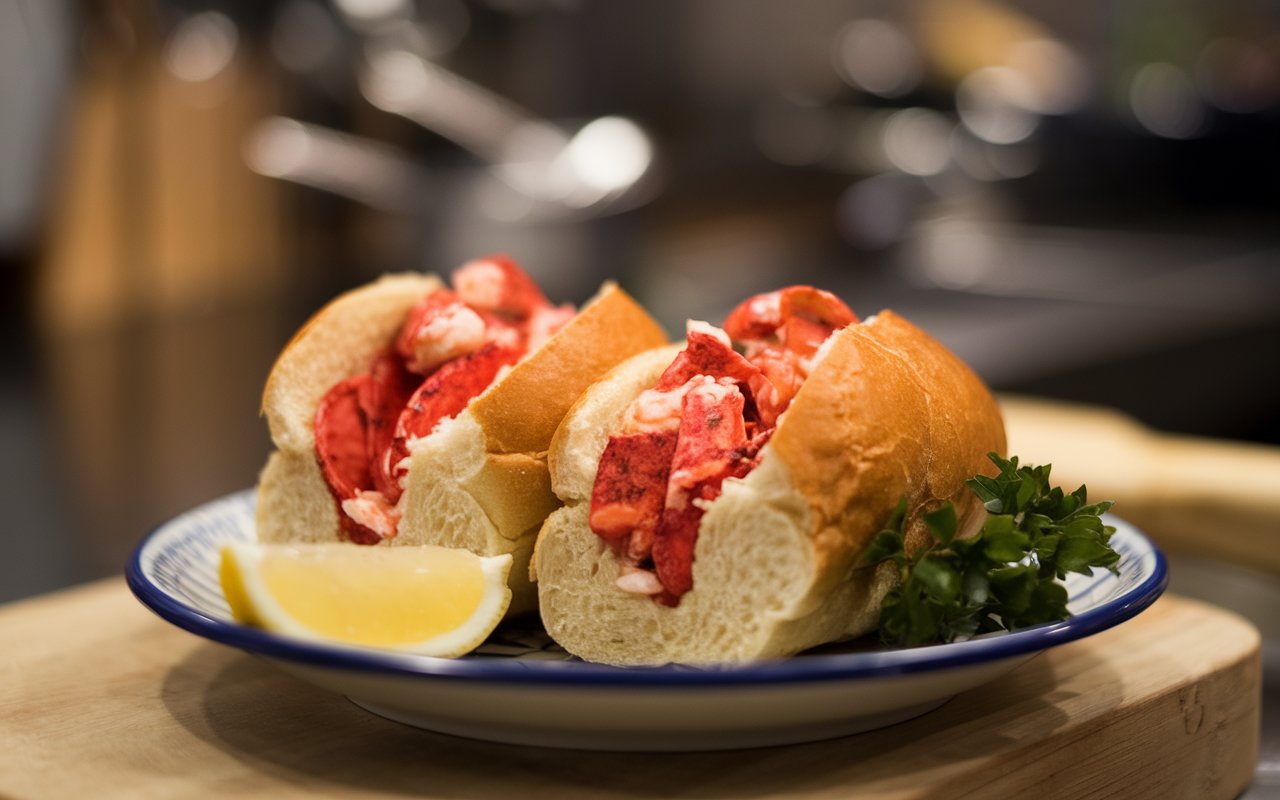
[220,542,512,657]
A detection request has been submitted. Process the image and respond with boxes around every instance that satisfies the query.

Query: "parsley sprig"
[863,453,1120,647]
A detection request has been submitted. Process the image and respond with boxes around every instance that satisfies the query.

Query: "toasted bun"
[534,311,1006,664]
[255,277,667,614]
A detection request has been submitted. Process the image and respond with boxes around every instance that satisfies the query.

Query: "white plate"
[128,490,1166,751]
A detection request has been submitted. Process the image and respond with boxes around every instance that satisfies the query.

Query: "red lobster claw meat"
[314,374,384,545]
[362,348,419,500]
[722,286,855,350]
[384,342,522,492]
[453,255,552,321]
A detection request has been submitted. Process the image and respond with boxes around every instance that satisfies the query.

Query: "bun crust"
[255,275,667,614]
[262,273,442,453]
[534,310,1005,664]
[770,311,1004,599]
[471,283,671,455]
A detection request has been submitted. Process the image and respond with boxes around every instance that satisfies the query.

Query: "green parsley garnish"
[863,453,1120,647]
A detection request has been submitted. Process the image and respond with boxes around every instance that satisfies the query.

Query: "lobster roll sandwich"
[533,287,1006,664]
[256,256,667,613]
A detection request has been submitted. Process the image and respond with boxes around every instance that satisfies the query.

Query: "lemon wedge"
[220,542,512,657]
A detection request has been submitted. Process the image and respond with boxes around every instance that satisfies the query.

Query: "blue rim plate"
[127,490,1168,749]
[127,490,1167,686]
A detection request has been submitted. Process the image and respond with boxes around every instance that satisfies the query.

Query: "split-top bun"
[255,265,667,614]
[534,310,1006,664]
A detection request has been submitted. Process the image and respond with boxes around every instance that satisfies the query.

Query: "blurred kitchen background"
[4,0,1280,789]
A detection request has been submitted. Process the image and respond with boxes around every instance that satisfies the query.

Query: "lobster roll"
[256,256,667,614]
[533,287,1006,663]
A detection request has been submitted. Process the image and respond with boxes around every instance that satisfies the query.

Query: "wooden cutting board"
[0,580,1260,799]
[1001,395,1280,578]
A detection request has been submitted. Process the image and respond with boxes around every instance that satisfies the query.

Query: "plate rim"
[126,489,1168,687]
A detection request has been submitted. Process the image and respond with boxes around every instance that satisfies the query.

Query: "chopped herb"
[864,453,1120,646]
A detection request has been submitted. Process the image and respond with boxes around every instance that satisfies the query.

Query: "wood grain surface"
[1002,395,1280,578]
[0,580,1261,800]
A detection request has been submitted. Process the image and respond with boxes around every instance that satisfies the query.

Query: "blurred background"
[2,0,1279,783]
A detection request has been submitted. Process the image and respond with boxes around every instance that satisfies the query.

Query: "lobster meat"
[589,286,856,604]
[314,256,572,543]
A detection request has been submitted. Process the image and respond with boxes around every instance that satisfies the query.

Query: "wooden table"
[0,580,1261,799]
